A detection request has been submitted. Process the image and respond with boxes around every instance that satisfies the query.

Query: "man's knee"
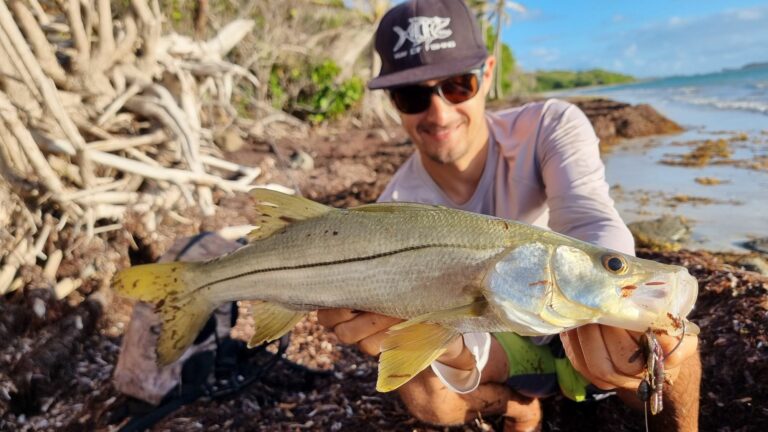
[400,389,470,425]
[397,374,474,425]
[503,397,542,432]
[397,373,542,427]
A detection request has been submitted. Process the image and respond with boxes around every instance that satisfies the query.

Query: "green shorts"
[493,332,614,402]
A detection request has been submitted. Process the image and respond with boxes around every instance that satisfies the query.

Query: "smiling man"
[318,0,701,431]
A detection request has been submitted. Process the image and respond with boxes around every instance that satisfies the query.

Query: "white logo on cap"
[392,17,457,59]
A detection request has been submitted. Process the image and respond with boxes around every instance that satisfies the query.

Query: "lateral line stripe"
[196,243,493,294]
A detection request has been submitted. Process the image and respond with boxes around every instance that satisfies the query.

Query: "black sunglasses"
[389,67,485,114]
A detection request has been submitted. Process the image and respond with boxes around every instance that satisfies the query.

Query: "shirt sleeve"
[430,332,492,394]
[537,101,635,256]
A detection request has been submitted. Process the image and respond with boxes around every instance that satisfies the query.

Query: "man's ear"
[482,56,497,95]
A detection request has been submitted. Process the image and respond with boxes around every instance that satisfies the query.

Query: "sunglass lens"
[441,74,479,104]
[391,86,432,114]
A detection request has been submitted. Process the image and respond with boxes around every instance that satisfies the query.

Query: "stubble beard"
[417,120,470,165]
[424,141,470,165]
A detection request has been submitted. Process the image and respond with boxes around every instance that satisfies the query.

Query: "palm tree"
[469,0,526,100]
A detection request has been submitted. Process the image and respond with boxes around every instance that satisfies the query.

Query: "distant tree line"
[529,69,636,92]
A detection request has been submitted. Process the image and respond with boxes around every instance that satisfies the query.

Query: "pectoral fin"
[377,322,459,392]
[248,301,306,348]
[388,298,487,331]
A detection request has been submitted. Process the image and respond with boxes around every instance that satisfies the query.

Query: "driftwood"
[0,0,299,296]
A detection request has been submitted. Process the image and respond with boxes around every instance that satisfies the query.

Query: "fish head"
[551,244,699,336]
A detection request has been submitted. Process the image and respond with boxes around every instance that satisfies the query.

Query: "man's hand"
[560,324,699,390]
[317,308,402,357]
[317,308,471,369]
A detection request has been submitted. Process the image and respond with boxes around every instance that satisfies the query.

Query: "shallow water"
[598,97,768,251]
[605,131,768,251]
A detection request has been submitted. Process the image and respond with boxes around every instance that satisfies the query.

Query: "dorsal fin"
[248,188,332,241]
[351,202,445,213]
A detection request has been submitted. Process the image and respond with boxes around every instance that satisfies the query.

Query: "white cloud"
[598,5,768,77]
[507,2,527,15]
[612,14,625,23]
[668,16,685,26]
[733,8,763,21]
[514,7,544,22]
[530,47,560,63]
[623,43,637,58]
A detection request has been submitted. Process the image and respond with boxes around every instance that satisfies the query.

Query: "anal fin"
[248,301,306,348]
[377,322,459,392]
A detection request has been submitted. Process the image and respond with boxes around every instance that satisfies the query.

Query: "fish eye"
[602,255,628,274]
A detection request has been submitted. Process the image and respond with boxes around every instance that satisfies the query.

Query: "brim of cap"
[367,54,487,90]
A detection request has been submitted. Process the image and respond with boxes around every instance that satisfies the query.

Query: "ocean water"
[560,65,768,252]
[591,64,768,117]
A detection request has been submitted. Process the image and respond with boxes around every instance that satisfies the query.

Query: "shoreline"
[585,98,768,254]
[494,94,767,254]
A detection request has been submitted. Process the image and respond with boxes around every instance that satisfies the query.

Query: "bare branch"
[95,0,116,67]
[66,0,91,71]
[10,0,68,86]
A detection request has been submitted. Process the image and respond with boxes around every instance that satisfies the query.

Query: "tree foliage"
[484,26,517,94]
[269,60,364,124]
[533,69,636,91]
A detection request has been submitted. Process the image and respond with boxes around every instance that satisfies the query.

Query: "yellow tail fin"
[113,262,216,365]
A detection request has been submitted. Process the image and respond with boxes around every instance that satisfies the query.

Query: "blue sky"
[498,1,768,78]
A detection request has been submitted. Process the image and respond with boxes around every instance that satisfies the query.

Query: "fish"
[113,189,699,392]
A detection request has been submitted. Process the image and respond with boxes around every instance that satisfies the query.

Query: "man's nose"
[424,92,452,122]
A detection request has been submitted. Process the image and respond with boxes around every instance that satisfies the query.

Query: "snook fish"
[114,189,699,392]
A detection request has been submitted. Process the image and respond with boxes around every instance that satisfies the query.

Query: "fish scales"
[195,208,515,319]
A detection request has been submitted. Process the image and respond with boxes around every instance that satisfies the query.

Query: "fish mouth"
[626,269,699,320]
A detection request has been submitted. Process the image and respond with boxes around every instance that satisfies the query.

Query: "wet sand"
[599,97,768,251]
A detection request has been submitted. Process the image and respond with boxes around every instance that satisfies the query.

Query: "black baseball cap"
[368,0,488,90]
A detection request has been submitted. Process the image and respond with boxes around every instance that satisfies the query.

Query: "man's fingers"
[576,325,639,389]
[560,329,615,390]
[600,326,644,376]
[358,331,389,357]
[657,333,698,369]
[317,309,405,358]
[332,312,402,345]
[317,308,361,329]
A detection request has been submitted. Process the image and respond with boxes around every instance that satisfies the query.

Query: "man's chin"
[425,153,455,165]
[424,145,465,165]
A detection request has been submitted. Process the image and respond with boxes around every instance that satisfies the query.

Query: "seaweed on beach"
[661,139,733,167]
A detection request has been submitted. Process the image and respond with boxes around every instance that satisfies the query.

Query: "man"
[319,0,700,430]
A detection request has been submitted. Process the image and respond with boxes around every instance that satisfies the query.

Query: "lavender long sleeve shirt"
[378,98,635,255]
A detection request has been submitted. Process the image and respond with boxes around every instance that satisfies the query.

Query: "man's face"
[394,57,495,167]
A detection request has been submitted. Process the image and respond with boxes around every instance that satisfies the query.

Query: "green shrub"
[268,60,364,124]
